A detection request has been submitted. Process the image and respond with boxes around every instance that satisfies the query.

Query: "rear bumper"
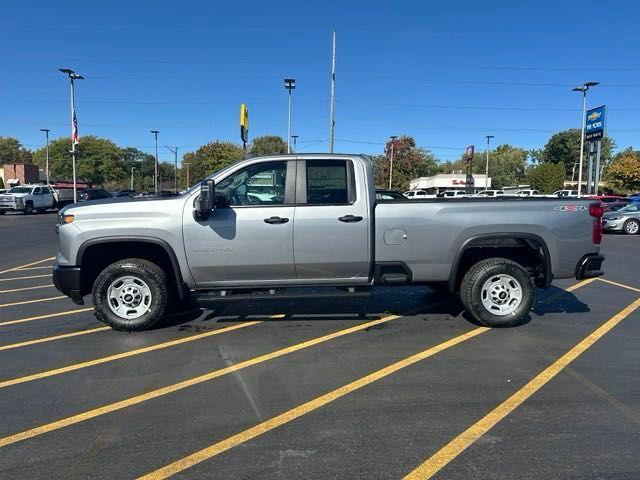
[575,254,605,280]
[52,264,85,305]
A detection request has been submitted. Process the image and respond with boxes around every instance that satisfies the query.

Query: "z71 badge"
[554,205,588,212]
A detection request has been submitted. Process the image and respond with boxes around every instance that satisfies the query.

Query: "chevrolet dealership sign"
[585,105,606,141]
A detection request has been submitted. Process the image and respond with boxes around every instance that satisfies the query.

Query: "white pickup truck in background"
[0,184,71,215]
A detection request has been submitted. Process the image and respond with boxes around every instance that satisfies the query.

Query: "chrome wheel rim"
[481,274,523,316]
[625,220,639,234]
[106,275,152,319]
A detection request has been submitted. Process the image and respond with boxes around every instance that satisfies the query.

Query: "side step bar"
[192,287,371,304]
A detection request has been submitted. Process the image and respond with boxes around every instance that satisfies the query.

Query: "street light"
[388,136,398,190]
[150,130,159,193]
[183,162,192,189]
[164,145,178,193]
[59,68,84,203]
[572,81,599,198]
[39,128,51,185]
[484,135,494,191]
[284,78,296,153]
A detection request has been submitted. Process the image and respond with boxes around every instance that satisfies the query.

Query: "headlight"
[607,216,621,221]
[59,214,75,224]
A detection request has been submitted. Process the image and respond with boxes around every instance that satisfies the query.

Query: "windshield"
[618,204,639,213]
[7,187,32,194]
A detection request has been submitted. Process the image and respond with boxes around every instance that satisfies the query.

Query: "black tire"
[92,258,168,331]
[623,219,639,235]
[23,202,34,215]
[460,257,534,328]
[0,210,5,215]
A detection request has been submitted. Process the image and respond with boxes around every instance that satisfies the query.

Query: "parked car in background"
[78,188,112,202]
[628,193,640,202]
[588,195,624,204]
[112,189,137,198]
[437,190,469,198]
[0,184,55,214]
[474,190,505,197]
[403,190,435,200]
[514,189,541,197]
[376,189,406,200]
[602,203,640,235]
[551,189,579,197]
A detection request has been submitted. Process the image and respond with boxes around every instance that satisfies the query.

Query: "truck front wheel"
[460,258,534,327]
[92,258,168,331]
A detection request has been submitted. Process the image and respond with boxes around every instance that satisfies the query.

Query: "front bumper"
[602,219,624,231]
[52,264,85,305]
[575,254,605,280]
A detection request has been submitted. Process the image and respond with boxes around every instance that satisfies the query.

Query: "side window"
[33,187,41,195]
[306,160,350,205]
[216,161,287,206]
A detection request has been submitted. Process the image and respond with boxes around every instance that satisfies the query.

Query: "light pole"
[59,68,84,203]
[284,78,296,153]
[150,130,159,193]
[291,135,298,152]
[388,136,398,190]
[484,135,494,191]
[39,128,51,185]
[183,162,192,189]
[572,81,599,198]
[164,145,178,193]
[130,166,135,190]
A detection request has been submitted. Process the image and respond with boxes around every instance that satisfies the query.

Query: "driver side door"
[183,160,297,287]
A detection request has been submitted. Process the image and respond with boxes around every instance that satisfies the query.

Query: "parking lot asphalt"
[0,212,639,479]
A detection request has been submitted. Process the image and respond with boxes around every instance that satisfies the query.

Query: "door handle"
[264,216,289,224]
[338,215,363,223]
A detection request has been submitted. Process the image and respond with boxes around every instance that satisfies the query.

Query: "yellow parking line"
[137,327,489,480]
[403,297,640,480]
[0,321,262,388]
[13,266,53,271]
[0,257,55,276]
[0,295,66,309]
[0,308,93,327]
[0,314,404,448]
[0,285,54,294]
[0,274,52,282]
[0,327,111,352]
[597,277,640,293]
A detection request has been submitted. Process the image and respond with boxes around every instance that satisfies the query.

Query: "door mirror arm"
[194,179,215,220]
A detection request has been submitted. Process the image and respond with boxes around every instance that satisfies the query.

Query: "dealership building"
[409,173,491,194]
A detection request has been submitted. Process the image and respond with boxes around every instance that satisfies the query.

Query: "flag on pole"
[72,109,79,145]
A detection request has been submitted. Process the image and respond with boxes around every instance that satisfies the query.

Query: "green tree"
[374,136,438,190]
[33,136,125,187]
[181,141,244,186]
[249,136,287,156]
[606,150,640,193]
[527,161,566,193]
[0,137,32,164]
[121,147,156,192]
[541,129,614,177]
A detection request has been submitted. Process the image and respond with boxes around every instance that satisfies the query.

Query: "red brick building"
[0,163,40,186]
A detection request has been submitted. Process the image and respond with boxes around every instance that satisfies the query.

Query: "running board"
[191,287,371,304]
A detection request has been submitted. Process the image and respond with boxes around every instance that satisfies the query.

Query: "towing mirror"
[194,179,215,220]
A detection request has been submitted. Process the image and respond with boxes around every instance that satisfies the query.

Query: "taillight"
[589,202,603,244]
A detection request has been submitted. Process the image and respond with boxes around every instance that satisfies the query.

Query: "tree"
[527,161,566,193]
[121,147,156,192]
[0,137,32,164]
[374,136,438,191]
[32,136,125,187]
[541,129,614,177]
[606,150,640,193]
[249,136,287,156]
[181,141,244,185]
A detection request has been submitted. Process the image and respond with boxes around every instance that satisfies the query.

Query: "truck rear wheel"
[92,258,168,331]
[460,257,534,327]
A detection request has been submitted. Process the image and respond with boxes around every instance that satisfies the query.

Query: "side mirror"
[194,179,215,220]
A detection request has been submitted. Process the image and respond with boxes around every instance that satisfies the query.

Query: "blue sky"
[1,0,638,165]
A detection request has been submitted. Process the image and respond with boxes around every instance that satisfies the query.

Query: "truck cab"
[0,184,54,215]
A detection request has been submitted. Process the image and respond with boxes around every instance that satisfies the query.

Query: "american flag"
[72,109,79,145]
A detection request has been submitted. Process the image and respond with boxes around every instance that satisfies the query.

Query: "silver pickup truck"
[53,154,604,331]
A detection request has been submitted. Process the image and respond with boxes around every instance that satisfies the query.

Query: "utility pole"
[164,145,178,193]
[150,130,159,193]
[40,128,50,185]
[388,136,398,190]
[183,162,192,189]
[130,166,135,190]
[484,135,494,191]
[328,30,336,153]
[292,135,298,152]
[59,68,84,203]
[572,82,599,198]
[284,78,296,153]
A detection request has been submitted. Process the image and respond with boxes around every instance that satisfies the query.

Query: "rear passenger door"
[293,159,370,282]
